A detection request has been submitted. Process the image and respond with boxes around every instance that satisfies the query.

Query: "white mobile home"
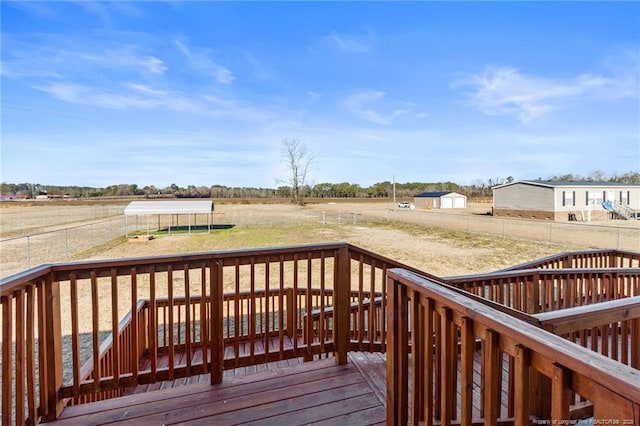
[492,180,640,221]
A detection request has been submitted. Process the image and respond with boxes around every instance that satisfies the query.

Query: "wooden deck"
[47,352,387,425]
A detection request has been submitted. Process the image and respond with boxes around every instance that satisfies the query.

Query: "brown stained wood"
[210,260,223,384]
[461,317,475,426]
[410,293,424,425]
[43,274,65,421]
[26,285,37,424]
[1,295,13,425]
[183,264,192,374]
[441,307,455,425]
[264,257,271,363]
[148,267,157,381]
[424,297,435,424]
[483,329,501,426]
[90,271,101,394]
[69,274,80,399]
[551,364,570,422]
[335,246,350,365]
[167,265,175,380]
[14,289,25,425]
[110,269,120,384]
[54,360,364,425]
[513,345,530,426]
[534,296,640,335]
[130,268,139,381]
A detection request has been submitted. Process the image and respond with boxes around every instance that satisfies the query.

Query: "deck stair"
[602,200,637,220]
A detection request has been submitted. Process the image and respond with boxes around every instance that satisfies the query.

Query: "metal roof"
[124,200,214,215]
[415,191,464,198]
[493,180,640,190]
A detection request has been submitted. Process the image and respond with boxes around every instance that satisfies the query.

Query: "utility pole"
[393,175,396,211]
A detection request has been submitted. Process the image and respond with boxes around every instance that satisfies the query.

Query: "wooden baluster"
[90,272,100,394]
[69,274,80,401]
[26,285,37,424]
[305,254,313,361]
[149,266,157,382]
[423,297,434,425]
[210,260,223,384]
[167,265,175,379]
[2,294,14,425]
[410,292,424,425]
[551,364,570,422]
[514,345,530,426]
[130,268,139,381]
[483,329,500,426]
[460,317,475,425]
[265,256,271,363]
[234,259,241,364]
[111,269,120,385]
[440,307,455,425]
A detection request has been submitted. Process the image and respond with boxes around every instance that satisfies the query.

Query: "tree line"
[2,170,638,201]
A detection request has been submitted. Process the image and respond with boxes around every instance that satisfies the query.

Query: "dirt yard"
[75,202,586,277]
[2,200,637,278]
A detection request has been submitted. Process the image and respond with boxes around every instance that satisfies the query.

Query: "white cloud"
[342,90,418,125]
[85,47,167,74]
[321,29,373,54]
[342,90,391,125]
[173,36,235,84]
[454,66,636,123]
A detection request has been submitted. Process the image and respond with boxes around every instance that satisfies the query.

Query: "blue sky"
[1,1,639,188]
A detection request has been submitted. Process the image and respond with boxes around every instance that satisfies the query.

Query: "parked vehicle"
[398,201,413,208]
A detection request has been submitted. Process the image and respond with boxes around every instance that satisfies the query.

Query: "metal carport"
[124,200,214,236]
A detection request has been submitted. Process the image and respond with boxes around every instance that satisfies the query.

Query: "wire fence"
[0,217,128,279]
[360,208,640,252]
[1,207,638,280]
[0,204,125,237]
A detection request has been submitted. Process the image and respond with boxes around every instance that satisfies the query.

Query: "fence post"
[334,245,350,365]
[42,274,64,421]
[209,260,224,385]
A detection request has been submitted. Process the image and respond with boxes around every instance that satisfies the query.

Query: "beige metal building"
[492,180,640,221]
[413,191,467,209]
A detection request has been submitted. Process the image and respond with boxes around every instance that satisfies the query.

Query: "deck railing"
[3,245,640,425]
[386,269,640,425]
[1,243,411,424]
[446,267,639,313]
[499,248,640,270]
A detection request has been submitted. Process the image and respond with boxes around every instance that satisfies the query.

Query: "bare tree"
[279,138,314,205]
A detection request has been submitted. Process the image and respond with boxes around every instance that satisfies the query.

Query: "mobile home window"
[620,191,629,205]
[562,191,575,206]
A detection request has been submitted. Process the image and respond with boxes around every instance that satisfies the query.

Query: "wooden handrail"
[386,268,640,425]
[534,296,640,334]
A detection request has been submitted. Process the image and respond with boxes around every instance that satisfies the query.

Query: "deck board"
[49,356,385,425]
[47,335,547,425]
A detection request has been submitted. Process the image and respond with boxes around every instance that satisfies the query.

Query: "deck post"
[386,274,408,425]
[334,246,350,365]
[210,260,224,384]
[43,274,65,421]
[285,287,295,338]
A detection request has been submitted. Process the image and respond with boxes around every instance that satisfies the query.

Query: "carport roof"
[124,200,214,215]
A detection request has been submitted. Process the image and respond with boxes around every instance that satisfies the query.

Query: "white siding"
[494,183,554,211]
